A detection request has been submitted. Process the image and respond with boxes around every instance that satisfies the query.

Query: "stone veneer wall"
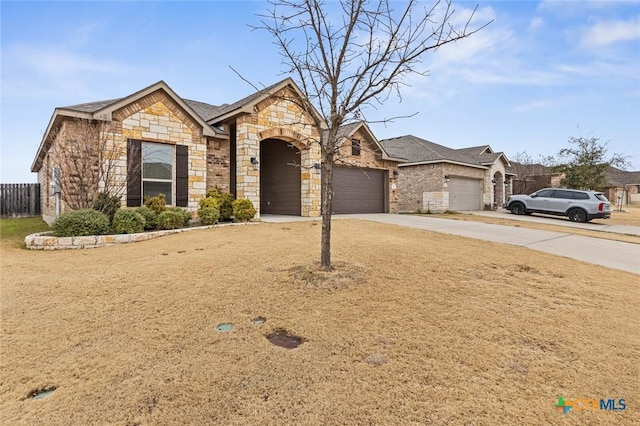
[486,162,507,208]
[105,90,207,211]
[235,87,321,217]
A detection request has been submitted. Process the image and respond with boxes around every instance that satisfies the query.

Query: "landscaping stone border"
[25,222,258,250]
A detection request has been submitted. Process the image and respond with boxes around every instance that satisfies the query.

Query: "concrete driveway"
[261,213,640,274]
[467,209,640,237]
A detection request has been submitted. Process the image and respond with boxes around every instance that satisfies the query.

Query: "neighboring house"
[31,79,402,223]
[506,162,562,195]
[379,135,513,212]
[605,166,640,206]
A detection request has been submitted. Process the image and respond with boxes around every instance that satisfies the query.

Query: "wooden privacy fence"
[0,183,41,217]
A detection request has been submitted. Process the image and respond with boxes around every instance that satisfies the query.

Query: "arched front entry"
[260,138,301,215]
[493,171,504,209]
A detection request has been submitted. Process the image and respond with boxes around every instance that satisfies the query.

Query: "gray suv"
[504,188,611,222]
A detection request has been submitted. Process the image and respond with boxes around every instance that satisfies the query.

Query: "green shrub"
[93,192,121,223]
[166,206,191,227]
[157,210,185,230]
[232,198,256,222]
[134,207,158,230]
[112,209,145,234]
[144,194,167,214]
[198,207,220,225]
[202,188,234,220]
[52,209,110,237]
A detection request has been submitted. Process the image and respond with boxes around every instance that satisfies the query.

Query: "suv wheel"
[509,202,526,215]
[567,208,587,223]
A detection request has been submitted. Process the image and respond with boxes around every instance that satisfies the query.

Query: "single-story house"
[31,79,403,223]
[604,166,640,206]
[379,135,513,212]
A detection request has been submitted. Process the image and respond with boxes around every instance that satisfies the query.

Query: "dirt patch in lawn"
[1,220,638,425]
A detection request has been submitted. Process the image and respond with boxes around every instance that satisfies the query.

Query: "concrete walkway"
[261,214,640,274]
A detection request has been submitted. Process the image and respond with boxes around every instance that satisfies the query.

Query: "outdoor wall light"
[444,174,450,182]
[250,157,259,170]
[393,170,399,178]
[491,179,496,184]
[313,163,322,170]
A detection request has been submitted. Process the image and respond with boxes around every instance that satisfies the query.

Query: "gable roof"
[31,81,222,172]
[205,78,325,126]
[325,121,405,162]
[379,135,510,169]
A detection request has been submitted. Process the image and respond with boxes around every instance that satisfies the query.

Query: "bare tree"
[257,0,490,270]
[49,118,128,212]
[510,151,555,194]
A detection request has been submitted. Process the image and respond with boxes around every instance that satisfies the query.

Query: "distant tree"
[510,151,556,194]
[556,137,629,191]
[257,0,490,270]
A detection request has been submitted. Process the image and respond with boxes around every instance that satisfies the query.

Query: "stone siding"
[235,87,321,217]
[107,90,208,211]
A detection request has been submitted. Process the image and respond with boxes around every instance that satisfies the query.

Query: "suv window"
[535,189,554,197]
[574,192,589,200]
[595,193,608,201]
[553,190,574,199]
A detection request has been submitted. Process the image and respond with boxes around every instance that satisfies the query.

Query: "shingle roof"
[182,99,223,122]
[204,79,294,123]
[380,135,511,168]
[607,166,640,186]
[379,135,486,166]
[62,98,122,113]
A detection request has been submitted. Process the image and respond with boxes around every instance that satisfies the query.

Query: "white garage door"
[449,177,483,211]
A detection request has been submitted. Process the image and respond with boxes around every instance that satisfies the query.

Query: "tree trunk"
[320,158,334,270]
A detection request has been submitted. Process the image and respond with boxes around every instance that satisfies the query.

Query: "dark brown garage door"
[332,167,386,214]
[260,139,301,215]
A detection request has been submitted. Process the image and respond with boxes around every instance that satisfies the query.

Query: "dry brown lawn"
[1,220,638,425]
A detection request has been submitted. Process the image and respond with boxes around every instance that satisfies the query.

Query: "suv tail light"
[598,203,604,211]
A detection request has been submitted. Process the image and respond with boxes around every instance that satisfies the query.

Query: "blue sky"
[2,0,639,183]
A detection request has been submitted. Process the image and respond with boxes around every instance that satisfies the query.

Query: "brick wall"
[206,137,231,193]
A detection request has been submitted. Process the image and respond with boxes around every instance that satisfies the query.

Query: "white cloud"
[528,17,544,31]
[581,15,640,47]
[514,99,553,112]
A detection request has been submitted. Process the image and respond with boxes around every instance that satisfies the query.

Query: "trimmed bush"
[198,207,220,225]
[112,209,145,234]
[202,188,234,220]
[157,210,185,230]
[93,192,121,223]
[167,206,191,227]
[134,207,158,230]
[52,209,110,237]
[144,194,167,214]
[232,198,256,222]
